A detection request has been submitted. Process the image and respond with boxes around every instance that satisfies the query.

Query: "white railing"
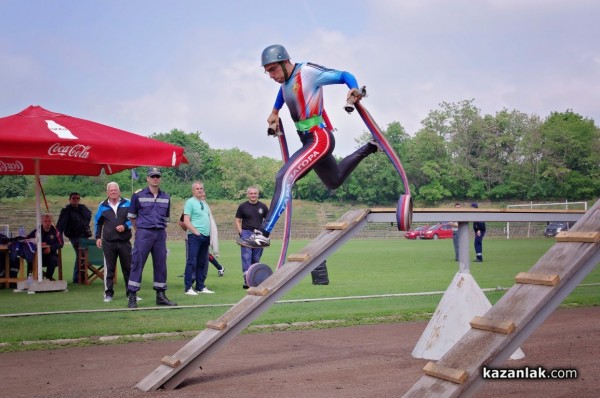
[505,200,588,239]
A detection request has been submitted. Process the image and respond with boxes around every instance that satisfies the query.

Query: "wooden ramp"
[136,209,371,391]
[403,200,600,397]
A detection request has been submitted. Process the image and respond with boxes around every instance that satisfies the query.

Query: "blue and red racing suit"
[262,62,376,235]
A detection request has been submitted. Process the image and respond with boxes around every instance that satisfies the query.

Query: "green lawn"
[0,237,598,352]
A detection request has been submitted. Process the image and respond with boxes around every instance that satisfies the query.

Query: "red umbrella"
[0,105,188,282]
[0,105,186,175]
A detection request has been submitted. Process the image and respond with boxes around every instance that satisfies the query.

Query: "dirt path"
[2,306,598,398]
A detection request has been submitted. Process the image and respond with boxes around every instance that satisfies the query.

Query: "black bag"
[311,261,329,285]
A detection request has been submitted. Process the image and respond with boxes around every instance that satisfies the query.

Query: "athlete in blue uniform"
[127,167,176,308]
[238,44,379,249]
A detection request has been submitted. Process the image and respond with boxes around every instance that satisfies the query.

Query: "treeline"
[1,100,599,204]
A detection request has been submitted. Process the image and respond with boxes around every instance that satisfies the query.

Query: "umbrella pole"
[35,160,43,282]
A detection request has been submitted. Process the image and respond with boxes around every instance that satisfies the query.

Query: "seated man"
[25,214,64,280]
[0,233,21,279]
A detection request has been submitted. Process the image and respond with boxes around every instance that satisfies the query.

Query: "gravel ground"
[1,306,598,398]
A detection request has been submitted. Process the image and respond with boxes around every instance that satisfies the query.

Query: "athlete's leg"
[313,134,377,189]
[261,129,332,235]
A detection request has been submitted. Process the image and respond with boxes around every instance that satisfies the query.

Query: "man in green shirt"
[182,181,214,295]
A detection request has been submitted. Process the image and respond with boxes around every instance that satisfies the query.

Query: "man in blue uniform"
[471,202,486,262]
[127,167,176,308]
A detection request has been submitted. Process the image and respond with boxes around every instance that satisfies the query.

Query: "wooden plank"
[423,361,468,384]
[515,272,560,286]
[324,221,348,230]
[469,316,515,334]
[160,356,181,368]
[136,208,372,392]
[555,231,600,243]
[205,320,227,331]
[247,287,269,296]
[287,253,310,262]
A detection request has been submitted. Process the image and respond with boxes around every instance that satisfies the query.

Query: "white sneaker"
[103,295,112,303]
[218,267,225,277]
[198,287,214,294]
[185,289,198,296]
[136,296,143,301]
[237,229,270,248]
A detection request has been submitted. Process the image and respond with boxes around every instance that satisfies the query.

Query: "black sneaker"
[242,284,249,289]
[156,291,177,306]
[237,229,270,248]
[128,294,137,309]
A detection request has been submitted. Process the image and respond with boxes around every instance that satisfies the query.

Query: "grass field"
[0,237,598,352]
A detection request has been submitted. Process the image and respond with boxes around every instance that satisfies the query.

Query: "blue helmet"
[261,44,290,66]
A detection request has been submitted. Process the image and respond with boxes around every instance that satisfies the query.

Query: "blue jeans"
[184,233,210,291]
[452,231,459,260]
[240,229,264,274]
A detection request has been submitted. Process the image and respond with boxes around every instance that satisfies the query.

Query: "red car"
[420,223,454,240]
[404,225,429,240]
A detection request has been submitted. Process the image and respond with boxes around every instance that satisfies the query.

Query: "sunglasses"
[149,175,161,179]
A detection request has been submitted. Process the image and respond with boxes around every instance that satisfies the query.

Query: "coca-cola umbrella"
[0,105,188,282]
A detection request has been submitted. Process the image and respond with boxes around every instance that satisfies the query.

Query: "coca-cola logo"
[48,143,91,159]
[0,160,24,173]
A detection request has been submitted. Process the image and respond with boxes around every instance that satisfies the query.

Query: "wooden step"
[161,356,181,368]
[515,272,560,286]
[555,231,600,243]
[423,361,468,384]
[470,316,516,334]
[324,221,348,230]
[206,320,227,331]
[287,253,310,262]
[247,287,270,296]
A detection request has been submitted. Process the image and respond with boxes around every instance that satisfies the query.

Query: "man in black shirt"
[234,186,268,288]
[56,192,92,283]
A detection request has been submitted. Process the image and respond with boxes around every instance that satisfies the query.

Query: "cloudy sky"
[1,0,598,158]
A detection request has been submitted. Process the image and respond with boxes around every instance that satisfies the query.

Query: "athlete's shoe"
[237,230,270,248]
[218,267,225,277]
[368,139,382,153]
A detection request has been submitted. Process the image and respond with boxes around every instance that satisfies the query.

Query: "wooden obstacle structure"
[136,204,594,395]
[403,200,599,397]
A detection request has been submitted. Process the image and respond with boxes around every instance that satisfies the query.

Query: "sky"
[1,0,599,159]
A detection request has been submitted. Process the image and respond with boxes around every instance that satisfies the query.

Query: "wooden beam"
[206,320,227,331]
[423,361,468,384]
[555,231,600,243]
[515,272,560,286]
[161,356,181,368]
[469,316,516,334]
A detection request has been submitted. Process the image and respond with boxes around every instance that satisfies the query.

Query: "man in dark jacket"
[56,192,92,283]
[26,213,64,280]
[471,202,486,262]
[94,182,132,303]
